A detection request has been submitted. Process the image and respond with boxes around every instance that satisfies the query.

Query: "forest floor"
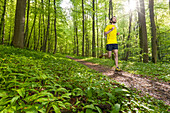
[66,56,170,106]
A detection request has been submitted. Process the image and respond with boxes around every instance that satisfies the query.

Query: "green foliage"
[0,45,169,112]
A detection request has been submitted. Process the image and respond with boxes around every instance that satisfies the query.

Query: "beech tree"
[149,0,157,63]
[12,0,26,48]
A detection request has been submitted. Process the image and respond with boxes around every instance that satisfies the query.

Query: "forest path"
[66,56,170,105]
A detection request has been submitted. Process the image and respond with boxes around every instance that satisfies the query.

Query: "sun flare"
[124,0,137,12]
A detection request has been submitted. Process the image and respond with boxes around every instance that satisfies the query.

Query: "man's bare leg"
[113,49,118,67]
[107,51,112,58]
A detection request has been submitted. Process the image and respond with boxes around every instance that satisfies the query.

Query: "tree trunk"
[109,0,113,19]
[34,22,36,50]
[92,0,96,57]
[137,0,143,62]
[12,0,26,48]
[24,0,30,46]
[125,0,132,61]
[82,0,85,56]
[43,0,50,52]
[139,0,148,63]
[0,0,7,44]
[73,21,76,55]
[76,21,79,56]
[100,28,103,55]
[26,13,37,48]
[36,14,41,51]
[149,0,157,63]
[34,0,37,50]
[47,0,51,53]
[96,0,99,57]
[41,0,46,51]
[53,0,58,54]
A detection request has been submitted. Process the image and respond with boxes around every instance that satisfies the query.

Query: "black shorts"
[106,44,118,51]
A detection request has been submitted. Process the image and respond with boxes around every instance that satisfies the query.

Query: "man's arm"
[104,27,114,35]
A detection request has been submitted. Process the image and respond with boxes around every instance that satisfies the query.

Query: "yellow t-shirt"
[104,24,117,44]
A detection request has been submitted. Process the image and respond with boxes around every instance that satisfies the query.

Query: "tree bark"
[12,0,26,48]
[149,0,157,63]
[0,0,7,44]
[96,0,99,57]
[82,0,85,56]
[73,21,76,55]
[24,0,30,46]
[109,0,113,19]
[43,0,50,52]
[125,0,132,61]
[47,0,51,53]
[36,14,41,51]
[26,13,36,48]
[92,0,96,57]
[76,21,79,56]
[139,0,148,63]
[53,0,58,54]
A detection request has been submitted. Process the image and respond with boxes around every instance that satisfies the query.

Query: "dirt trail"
[66,56,170,105]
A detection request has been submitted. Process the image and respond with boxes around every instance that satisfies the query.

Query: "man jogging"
[101,16,121,71]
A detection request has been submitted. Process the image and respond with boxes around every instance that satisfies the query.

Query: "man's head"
[110,16,117,24]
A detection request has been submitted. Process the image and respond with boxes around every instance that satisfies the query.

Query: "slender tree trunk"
[41,0,46,51]
[82,0,85,56]
[43,0,50,52]
[47,0,51,53]
[96,0,99,57]
[109,0,113,19]
[149,0,157,63]
[73,21,76,55]
[92,0,96,57]
[53,0,58,54]
[139,0,148,63]
[36,14,41,51]
[24,0,30,46]
[125,0,132,61]
[8,25,11,45]
[76,21,79,56]
[85,15,88,56]
[12,0,26,48]
[137,0,143,62]
[26,13,36,48]
[0,0,7,44]
[34,0,37,50]
[34,22,36,50]
[100,28,103,55]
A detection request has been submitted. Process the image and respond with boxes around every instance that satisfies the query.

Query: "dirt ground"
[66,56,170,105]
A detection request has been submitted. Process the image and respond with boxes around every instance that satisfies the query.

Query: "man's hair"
[110,16,116,24]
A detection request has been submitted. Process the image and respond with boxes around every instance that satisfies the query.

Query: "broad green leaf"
[85,109,97,113]
[111,103,120,113]
[52,105,61,113]
[86,87,92,98]
[11,96,20,105]
[114,88,129,93]
[95,106,102,113]
[56,88,68,93]
[16,88,25,98]
[0,90,8,97]
[57,101,66,108]
[84,104,96,110]
[72,88,84,96]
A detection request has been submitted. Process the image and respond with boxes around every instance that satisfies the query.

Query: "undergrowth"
[0,45,169,112]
